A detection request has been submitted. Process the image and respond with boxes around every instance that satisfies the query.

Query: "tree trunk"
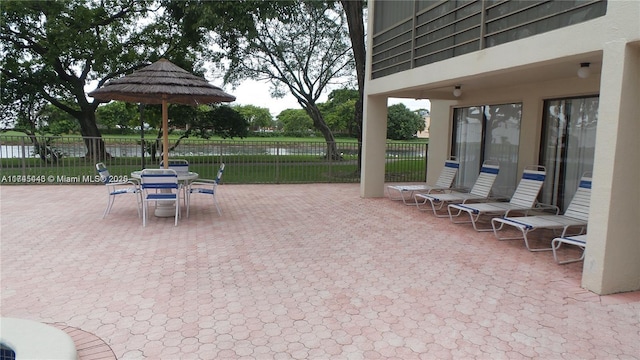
[341,0,366,171]
[77,109,110,161]
[304,103,341,160]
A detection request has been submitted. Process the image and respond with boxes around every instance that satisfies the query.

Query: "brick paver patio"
[1,184,638,359]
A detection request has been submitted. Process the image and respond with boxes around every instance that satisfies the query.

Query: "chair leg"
[142,200,147,227]
[174,198,179,226]
[213,196,221,216]
[103,196,114,218]
[186,191,191,218]
[552,239,586,264]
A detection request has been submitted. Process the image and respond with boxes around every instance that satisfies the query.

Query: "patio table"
[131,170,199,217]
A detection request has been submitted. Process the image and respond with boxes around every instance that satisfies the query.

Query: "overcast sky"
[86,72,431,117]
[227,79,431,117]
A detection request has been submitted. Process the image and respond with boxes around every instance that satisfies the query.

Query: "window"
[540,96,598,212]
[452,103,522,197]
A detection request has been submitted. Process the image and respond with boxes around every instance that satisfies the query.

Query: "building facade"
[361,0,639,295]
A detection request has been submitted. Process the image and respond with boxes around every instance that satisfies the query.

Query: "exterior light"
[453,85,462,97]
[577,62,591,79]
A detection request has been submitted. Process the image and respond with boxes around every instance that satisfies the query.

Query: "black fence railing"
[0,135,428,185]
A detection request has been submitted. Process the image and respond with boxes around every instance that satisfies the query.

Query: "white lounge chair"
[491,175,592,251]
[187,163,225,218]
[414,160,500,217]
[552,234,587,264]
[447,165,548,231]
[387,159,459,205]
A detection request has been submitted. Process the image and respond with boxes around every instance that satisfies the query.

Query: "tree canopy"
[187,1,354,158]
[387,104,426,140]
[1,0,208,158]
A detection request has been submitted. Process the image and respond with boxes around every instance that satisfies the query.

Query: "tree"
[1,0,199,159]
[96,102,139,132]
[277,109,314,136]
[214,2,354,159]
[387,104,426,140]
[234,105,274,132]
[201,105,250,139]
[137,104,249,162]
[320,88,358,135]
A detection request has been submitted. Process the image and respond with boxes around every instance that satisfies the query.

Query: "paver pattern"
[1,184,639,359]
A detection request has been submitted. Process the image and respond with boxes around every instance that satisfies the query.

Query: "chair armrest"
[190,179,218,185]
[109,180,139,187]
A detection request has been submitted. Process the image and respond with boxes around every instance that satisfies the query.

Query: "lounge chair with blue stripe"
[447,166,547,231]
[491,175,592,251]
[387,159,459,205]
[414,160,500,217]
[552,234,588,264]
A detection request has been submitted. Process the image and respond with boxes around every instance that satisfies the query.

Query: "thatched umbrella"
[89,58,235,168]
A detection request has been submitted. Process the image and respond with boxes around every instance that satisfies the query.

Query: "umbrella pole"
[162,98,169,169]
[140,103,145,169]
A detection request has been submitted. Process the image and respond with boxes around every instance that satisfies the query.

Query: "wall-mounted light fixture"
[577,62,591,79]
[453,85,462,97]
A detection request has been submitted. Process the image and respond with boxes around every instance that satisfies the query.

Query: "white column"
[582,42,640,294]
[360,95,388,198]
[425,101,455,184]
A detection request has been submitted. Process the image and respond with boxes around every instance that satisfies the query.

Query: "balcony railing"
[0,136,428,185]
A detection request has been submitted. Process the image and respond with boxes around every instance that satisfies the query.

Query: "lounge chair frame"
[552,234,587,264]
[414,160,500,217]
[447,165,550,231]
[491,175,592,251]
[387,159,459,205]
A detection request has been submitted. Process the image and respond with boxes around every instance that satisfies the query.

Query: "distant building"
[360,0,639,295]
[416,115,430,139]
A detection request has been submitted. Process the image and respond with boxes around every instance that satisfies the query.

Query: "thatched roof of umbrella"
[88,59,235,169]
[88,58,235,105]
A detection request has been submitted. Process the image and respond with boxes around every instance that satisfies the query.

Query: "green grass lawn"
[1,132,428,184]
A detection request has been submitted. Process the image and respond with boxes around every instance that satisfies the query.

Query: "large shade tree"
[0,0,200,159]
[177,1,354,159]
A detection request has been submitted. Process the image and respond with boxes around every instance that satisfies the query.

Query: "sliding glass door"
[540,96,599,212]
[452,103,522,197]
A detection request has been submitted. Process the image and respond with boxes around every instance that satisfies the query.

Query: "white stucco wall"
[362,0,640,294]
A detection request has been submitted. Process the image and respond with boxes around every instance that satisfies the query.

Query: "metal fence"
[0,135,428,185]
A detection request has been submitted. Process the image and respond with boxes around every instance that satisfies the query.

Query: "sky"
[85,70,431,117]
[226,79,431,117]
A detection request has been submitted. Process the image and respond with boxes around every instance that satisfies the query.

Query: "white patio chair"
[140,168,180,227]
[187,163,225,218]
[491,175,592,251]
[160,159,190,205]
[160,159,189,174]
[96,162,141,218]
[552,234,588,264]
[387,159,460,205]
[414,160,500,217]
[447,165,550,231]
